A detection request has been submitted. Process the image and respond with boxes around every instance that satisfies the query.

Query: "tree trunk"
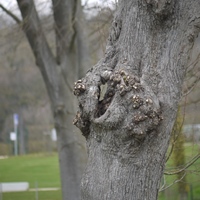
[16,0,88,200]
[74,1,200,199]
[172,110,188,200]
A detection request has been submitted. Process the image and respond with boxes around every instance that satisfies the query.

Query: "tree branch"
[16,0,64,104]
[52,0,77,62]
[159,172,186,192]
[0,4,21,24]
[165,138,176,163]
[164,154,200,175]
[182,76,200,97]
[89,18,111,37]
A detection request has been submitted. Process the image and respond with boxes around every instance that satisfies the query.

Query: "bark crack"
[108,18,122,45]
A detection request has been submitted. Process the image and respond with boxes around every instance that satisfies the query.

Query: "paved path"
[0,156,8,159]
[29,188,60,192]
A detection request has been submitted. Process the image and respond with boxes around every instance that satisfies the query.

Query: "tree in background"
[172,109,188,200]
[73,0,200,199]
[1,0,89,199]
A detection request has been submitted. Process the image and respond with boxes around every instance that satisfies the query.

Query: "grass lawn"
[0,153,61,188]
[0,153,62,200]
[0,143,199,200]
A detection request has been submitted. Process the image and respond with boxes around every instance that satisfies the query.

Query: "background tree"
[17,0,89,199]
[0,0,90,199]
[73,1,200,199]
[172,109,188,200]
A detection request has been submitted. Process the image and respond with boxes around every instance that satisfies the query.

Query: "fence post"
[35,181,38,200]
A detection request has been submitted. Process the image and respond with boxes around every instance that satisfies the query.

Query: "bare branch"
[16,0,65,104]
[164,154,200,175]
[186,53,200,74]
[165,138,177,162]
[182,76,200,97]
[52,0,77,62]
[183,97,200,106]
[159,175,166,192]
[0,4,21,24]
[89,18,111,37]
[159,172,186,192]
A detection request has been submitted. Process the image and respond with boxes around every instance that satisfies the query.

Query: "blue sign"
[13,114,19,125]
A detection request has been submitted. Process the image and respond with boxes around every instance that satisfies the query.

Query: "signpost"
[51,128,57,141]
[10,132,16,141]
[13,114,19,156]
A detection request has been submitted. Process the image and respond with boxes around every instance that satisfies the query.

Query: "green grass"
[0,153,61,188]
[0,153,62,200]
[2,190,62,200]
[0,144,199,200]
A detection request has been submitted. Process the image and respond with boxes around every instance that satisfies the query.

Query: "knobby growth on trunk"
[74,1,200,200]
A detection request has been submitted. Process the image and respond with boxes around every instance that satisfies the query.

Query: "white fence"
[0,182,29,192]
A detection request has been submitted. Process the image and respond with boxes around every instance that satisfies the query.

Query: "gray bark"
[74,1,200,200]
[16,0,88,200]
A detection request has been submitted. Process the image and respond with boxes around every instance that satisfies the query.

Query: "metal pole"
[13,114,19,156]
[14,123,18,156]
[35,181,38,200]
[0,183,3,200]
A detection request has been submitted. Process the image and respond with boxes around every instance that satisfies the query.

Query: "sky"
[0,0,116,21]
[0,0,116,9]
